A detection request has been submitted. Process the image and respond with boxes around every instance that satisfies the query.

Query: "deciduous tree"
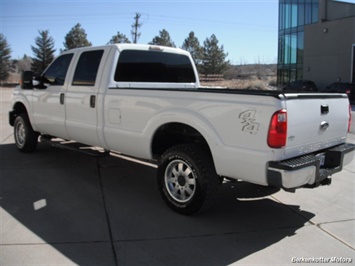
[17,55,33,72]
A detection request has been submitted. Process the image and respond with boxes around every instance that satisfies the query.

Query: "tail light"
[346,89,351,95]
[349,105,352,133]
[268,109,287,148]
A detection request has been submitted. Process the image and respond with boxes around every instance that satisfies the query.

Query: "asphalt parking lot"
[1,87,354,265]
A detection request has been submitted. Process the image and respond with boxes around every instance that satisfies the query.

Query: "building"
[277,0,355,89]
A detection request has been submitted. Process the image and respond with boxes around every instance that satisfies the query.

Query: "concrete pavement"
[1,87,354,265]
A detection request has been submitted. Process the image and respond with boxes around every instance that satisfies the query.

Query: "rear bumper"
[267,143,355,190]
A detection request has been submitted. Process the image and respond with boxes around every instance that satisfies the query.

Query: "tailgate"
[283,93,350,159]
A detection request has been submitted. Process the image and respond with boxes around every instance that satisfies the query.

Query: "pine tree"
[63,23,92,51]
[31,30,56,76]
[149,29,176,47]
[182,31,203,68]
[201,34,230,75]
[0,34,12,84]
[107,31,131,44]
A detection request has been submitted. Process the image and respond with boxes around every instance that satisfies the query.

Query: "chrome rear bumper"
[267,143,355,190]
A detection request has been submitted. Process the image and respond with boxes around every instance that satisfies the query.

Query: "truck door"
[65,49,105,147]
[32,53,74,139]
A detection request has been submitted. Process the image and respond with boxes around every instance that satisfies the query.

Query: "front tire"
[157,144,219,215]
[14,114,39,152]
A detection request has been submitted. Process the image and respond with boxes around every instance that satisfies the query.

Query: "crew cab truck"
[9,44,355,215]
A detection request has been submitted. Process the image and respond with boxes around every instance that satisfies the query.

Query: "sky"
[1,0,355,65]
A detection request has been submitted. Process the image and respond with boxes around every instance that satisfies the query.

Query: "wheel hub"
[178,175,187,186]
[164,159,197,203]
[16,121,26,147]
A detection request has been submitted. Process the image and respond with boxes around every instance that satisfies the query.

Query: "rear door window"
[114,50,196,83]
[72,50,104,86]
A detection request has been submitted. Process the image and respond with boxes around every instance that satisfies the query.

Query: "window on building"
[284,35,290,64]
[279,3,284,30]
[312,0,319,23]
[290,34,297,64]
[298,1,305,26]
[291,4,298,28]
[284,3,289,29]
[297,31,304,64]
[297,67,303,80]
[72,50,104,86]
[290,69,297,82]
[279,36,284,65]
[277,0,319,86]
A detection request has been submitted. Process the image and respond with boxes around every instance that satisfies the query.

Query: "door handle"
[321,105,329,115]
[60,93,65,105]
[90,95,96,108]
[320,121,330,131]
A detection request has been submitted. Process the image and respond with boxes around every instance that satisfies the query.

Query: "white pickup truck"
[9,44,355,215]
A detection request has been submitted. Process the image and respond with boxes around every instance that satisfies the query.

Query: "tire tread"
[158,144,219,215]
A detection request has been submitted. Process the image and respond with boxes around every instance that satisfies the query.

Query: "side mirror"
[34,76,50,89]
[33,80,40,86]
[21,71,34,89]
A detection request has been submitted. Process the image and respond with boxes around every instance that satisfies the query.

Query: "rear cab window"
[114,49,196,84]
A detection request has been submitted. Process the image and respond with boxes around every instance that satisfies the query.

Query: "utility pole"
[131,13,142,44]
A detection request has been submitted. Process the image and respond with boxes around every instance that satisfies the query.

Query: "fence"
[199,74,224,82]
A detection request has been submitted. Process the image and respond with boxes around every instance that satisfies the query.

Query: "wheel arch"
[152,122,213,157]
[147,109,222,160]
[9,102,29,126]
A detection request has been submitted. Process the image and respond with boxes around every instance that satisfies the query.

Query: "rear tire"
[14,114,39,152]
[157,144,219,215]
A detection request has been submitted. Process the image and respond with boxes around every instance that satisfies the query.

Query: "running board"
[39,136,158,168]
[109,152,158,168]
[40,136,109,157]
